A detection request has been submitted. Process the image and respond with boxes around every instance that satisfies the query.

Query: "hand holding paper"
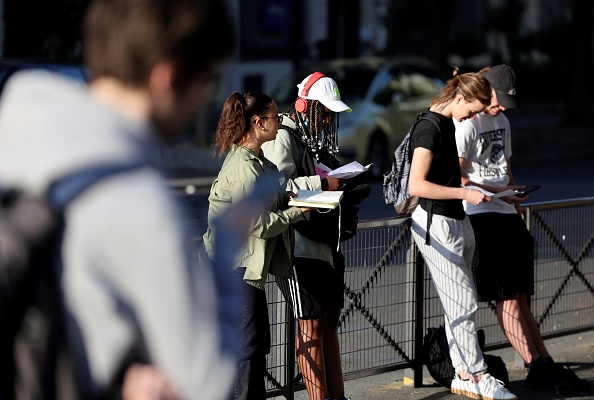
[464,185,516,198]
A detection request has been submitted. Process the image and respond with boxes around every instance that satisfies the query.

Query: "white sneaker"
[450,373,517,400]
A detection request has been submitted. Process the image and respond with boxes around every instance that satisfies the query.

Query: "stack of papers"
[288,190,344,209]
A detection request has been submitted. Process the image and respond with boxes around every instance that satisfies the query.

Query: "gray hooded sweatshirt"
[0,70,235,400]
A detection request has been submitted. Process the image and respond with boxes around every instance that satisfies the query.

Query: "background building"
[0,0,592,149]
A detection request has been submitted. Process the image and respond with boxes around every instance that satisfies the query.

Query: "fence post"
[285,304,296,400]
[413,248,426,387]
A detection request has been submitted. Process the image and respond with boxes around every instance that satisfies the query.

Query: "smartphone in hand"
[514,184,541,198]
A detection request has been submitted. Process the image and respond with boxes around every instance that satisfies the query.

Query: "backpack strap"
[279,122,316,177]
[48,162,148,211]
[279,123,302,143]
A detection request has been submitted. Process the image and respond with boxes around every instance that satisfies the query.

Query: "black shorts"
[275,252,345,319]
[469,212,535,301]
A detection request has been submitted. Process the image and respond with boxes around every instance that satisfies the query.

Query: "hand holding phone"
[514,184,541,198]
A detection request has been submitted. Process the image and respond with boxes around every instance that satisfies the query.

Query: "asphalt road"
[286,329,594,400]
[358,158,594,221]
[179,157,594,237]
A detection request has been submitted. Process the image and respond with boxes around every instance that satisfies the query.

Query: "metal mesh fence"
[243,198,594,398]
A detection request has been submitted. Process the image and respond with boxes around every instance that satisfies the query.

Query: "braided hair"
[294,99,340,159]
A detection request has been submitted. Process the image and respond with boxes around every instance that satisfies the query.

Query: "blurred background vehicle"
[271,55,446,178]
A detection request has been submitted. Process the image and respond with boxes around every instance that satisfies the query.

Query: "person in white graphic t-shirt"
[455,64,590,395]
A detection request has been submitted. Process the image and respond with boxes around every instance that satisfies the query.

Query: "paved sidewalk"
[286,329,594,400]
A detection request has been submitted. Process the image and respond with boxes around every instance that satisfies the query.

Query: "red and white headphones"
[294,71,326,113]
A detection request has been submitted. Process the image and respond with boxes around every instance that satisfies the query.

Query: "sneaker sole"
[451,387,518,400]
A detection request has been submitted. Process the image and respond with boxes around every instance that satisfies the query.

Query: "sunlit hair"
[213,92,274,156]
[84,0,234,86]
[430,67,492,111]
[294,99,339,156]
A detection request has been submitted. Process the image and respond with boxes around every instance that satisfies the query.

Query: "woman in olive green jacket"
[203,91,309,400]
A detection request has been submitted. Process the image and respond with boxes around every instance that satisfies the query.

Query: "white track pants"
[411,206,488,376]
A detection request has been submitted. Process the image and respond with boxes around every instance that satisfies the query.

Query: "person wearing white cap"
[454,65,590,395]
[262,72,367,400]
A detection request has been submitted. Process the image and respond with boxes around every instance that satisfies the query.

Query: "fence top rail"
[524,196,594,211]
[356,197,594,230]
[357,216,411,229]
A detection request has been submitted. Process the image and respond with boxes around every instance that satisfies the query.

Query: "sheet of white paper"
[287,189,344,209]
[464,185,516,198]
[328,161,372,179]
[314,159,332,178]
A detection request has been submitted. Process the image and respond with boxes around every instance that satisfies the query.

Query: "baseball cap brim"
[484,65,519,109]
[319,99,352,113]
[494,89,519,109]
[298,74,352,113]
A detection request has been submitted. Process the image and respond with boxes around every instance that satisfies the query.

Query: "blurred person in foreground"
[408,68,517,400]
[0,0,237,399]
[262,72,369,400]
[202,91,310,400]
[454,64,591,395]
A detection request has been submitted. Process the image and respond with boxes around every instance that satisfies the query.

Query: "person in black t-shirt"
[408,68,517,400]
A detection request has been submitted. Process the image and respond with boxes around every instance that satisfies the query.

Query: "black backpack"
[0,163,144,400]
[423,326,509,389]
